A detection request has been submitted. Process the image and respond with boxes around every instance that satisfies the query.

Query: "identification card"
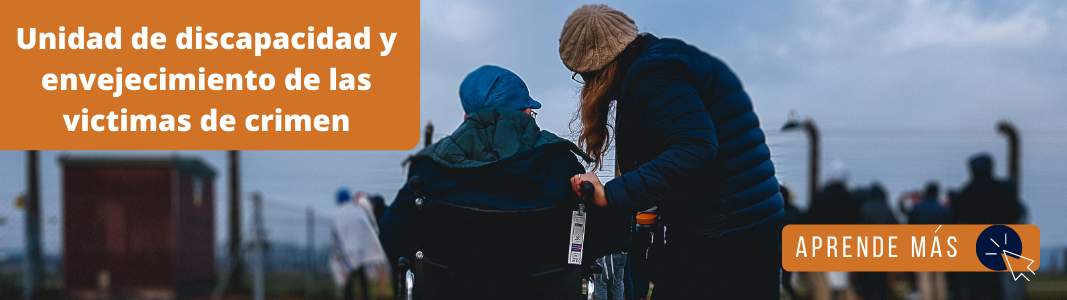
[567,210,587,265]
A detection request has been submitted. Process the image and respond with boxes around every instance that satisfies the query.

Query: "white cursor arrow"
[1001,250,1035,282]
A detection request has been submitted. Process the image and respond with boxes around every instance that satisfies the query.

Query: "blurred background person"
[331,188,390,300]
[802,160,860,300]
[909,181,949,300]
[352,191,379,233]
[858,182,898,225]
[853,182,898,300]
[949,153,1023,300]
[950,153,1022,225]
[803,160,861,225]
[369,194,387,228]
[909,181,950,225]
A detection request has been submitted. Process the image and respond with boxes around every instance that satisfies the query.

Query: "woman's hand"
[571,172,608,207]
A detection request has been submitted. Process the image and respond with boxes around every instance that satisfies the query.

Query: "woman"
[560,5,783,299]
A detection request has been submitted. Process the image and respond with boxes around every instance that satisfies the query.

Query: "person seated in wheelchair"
[379,65,614,299]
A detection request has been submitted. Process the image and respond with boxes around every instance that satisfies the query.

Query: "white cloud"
[883,0,1050,52]
[421,0,495,42]
[774,45,791,58]
[792,0,1053,55]
[732,0,1067,146]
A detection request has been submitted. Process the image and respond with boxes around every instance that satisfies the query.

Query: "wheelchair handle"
[579,181,595,203]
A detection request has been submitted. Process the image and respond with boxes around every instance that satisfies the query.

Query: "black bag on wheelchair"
[396,176,604,300]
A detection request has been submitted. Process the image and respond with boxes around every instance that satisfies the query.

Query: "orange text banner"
[0,0,420,150]
[782,225,1040,272]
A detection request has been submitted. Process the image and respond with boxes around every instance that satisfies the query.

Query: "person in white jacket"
[352,191,379,233]
[331,188,389,300]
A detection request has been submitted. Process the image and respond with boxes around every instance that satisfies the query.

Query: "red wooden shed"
[61,156,216,299]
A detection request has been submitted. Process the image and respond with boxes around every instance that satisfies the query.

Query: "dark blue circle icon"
[975,225,1023,271]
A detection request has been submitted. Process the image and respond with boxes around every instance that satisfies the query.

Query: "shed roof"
[59,155,217,179]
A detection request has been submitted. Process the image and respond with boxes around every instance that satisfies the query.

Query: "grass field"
[1028,273,1067,300]
[2,271,1066,299]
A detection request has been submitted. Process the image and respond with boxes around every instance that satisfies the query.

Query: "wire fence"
[210,194,338,299]
[2,125,1067,299]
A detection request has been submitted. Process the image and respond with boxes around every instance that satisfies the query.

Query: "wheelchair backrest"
[414,198,576,276]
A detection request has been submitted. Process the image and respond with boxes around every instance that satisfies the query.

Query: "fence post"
[996,121,1021,185]
[425,122,435,148]
[24,150,42,300]
[306,206,315,298]
[782,114,821,203]
[251,192,265,300]
[227,150,244,292]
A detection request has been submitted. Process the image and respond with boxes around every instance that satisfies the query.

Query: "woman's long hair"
[575,34,646,169]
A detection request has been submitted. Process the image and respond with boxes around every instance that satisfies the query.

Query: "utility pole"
[424,122,434,148]
[251,192,265,300]
[305,207,315,299]
[227,150,244,292]
[24,150,42,300]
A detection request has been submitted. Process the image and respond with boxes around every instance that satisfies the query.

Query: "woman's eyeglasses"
[572,71,598,84]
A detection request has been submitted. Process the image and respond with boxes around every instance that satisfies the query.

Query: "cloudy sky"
[2,0,1066,255]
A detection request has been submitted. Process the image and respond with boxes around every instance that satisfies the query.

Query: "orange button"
[782,224,1040,272]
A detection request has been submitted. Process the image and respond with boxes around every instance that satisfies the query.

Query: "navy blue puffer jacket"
[606,34,783,245]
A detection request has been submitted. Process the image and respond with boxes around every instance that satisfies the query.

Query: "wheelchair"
[395,176,607,300]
